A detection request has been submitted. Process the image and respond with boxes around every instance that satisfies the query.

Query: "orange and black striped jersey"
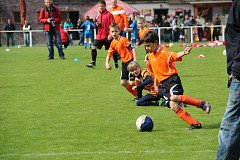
[147,47,182,83]
[135,68,156,95]
[107,36,134,63]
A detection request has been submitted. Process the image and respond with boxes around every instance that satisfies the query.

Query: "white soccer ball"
[136,115,154,132]
[5,48,10,52]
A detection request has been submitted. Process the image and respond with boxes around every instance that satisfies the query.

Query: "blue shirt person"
[129,15,139,44]
[63,18,74,45]
[81,16,95,49]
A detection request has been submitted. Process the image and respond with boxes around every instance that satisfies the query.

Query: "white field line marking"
[1,150,215,157]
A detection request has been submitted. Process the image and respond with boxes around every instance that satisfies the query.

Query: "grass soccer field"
[0,44,227,160]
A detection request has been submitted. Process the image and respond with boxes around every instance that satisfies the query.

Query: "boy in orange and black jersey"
[143,30,212,130]
[136,17,152,70]
[106,22,137,98]
[127,61,162,106]
[136,17,150,47]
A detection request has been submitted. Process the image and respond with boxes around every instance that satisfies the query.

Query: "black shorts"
[157,74,184,100]
[120,60,135,81]
[92,39,111,50]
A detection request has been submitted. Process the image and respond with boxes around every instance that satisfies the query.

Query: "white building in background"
[130,1,232,24]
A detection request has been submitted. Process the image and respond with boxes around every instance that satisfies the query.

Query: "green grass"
[0,44,227,160]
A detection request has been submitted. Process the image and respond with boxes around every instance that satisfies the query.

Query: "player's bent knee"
[92,46,97,49]
[169,101,178,112]
[170,95,180,102]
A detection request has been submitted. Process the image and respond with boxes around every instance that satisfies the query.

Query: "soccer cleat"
[133,97,138,102]
[201,101,211,114]
[158,98,165,106]
[86,62,96,68]
[157,98,168,107]
[60,56,65,59]
[48,57,54,60]
[114,63,119,68]
[186,123,202,130]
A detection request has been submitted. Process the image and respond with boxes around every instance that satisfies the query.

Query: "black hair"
[99,0,106,7]
[143,30,159,44]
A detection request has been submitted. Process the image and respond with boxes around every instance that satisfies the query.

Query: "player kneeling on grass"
[106,22,137,98]
[128,61,186,107]
[142,30,211,130]
[127,61,162,106]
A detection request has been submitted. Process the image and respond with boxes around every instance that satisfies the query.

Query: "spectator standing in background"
[171,16,182,42]
[195,15,205,42]
[162,18,171,43]
[152,14,160,27]
[203,22,211,41]
[64,18,74,45]
[39,0,65,60]
[23,20,31,47]
[4,19,15,46]
[212,14,221,41]
[77,17,84,45]
[183,15,193,43]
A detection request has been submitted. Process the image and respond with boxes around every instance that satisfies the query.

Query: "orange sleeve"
[165,50,182,63]
[122,13,129,28]
[107,43,116,57]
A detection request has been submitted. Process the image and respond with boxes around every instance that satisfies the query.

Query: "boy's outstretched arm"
[177,47,192,58]
[135,75,153,99]
[105,56,112,70]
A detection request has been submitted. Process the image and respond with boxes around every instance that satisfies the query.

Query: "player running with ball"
[143,30,211,130]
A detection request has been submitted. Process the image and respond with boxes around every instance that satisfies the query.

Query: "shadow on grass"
[204,123,221,129]
[181,74,208,78]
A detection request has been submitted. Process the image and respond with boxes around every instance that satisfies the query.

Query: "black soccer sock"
[113,51,119,64]
[91,49,97,65]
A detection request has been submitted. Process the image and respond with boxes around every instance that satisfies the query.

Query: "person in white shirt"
[22,20,31,46]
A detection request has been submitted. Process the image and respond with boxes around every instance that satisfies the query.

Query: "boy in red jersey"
[143,30,211,130]
[106,23,137,98]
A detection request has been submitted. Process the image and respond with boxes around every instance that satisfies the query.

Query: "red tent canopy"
[83,0,139,19]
